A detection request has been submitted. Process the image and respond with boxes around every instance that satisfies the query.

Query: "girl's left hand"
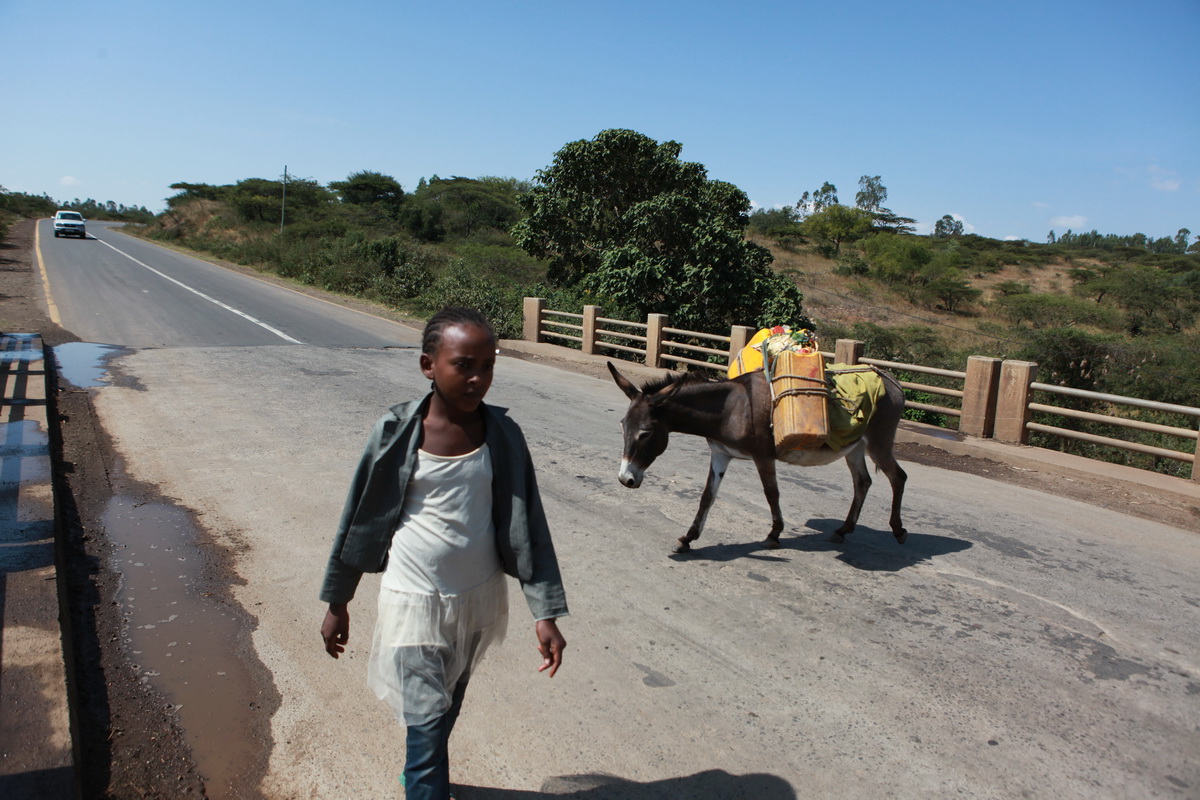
[535,619,566,677]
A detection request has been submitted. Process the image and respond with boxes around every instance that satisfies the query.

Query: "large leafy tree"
[796,181,839,219]
[513,129,803,331]
[330,170,404,207]
[803,204,873,256]
[933,214,964,238]
[852,175,916,233]
[855,175,887,213]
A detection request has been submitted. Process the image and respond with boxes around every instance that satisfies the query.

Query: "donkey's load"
[728,326,886,455]
[769,350,829,452]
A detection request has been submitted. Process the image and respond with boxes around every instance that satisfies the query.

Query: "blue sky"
[2,0,1196,242]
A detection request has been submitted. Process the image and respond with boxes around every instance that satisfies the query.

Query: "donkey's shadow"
[799,518,971,571]
[670,521,970,572]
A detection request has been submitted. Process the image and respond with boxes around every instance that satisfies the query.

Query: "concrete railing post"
[646,313,668,368]
[728,325,754,368]
[834,339,864,366]
[1193,418,1199,483]
[522,297,545,343]
[960,356,1002,438]
[994,360,1038,444]
[582,305,601,355]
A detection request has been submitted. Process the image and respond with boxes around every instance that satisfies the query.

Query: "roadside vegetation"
[4,129,1197,475]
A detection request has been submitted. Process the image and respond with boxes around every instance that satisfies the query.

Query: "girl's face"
[421,323,496,415]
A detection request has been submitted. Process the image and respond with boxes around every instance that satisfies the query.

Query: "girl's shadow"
[457,769,796,799]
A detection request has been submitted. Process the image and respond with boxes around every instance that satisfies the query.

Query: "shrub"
[416,262,523,339]
[834,253,869,276]
[863,233,932,283]
[993,293,1121,330]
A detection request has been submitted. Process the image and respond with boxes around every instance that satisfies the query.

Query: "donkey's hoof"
[830,532,846,544]
[894,529,908,545]
[673,539,692,554]
[762,538,781,550]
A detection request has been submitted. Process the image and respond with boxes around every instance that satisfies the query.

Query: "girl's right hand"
[322,604,350,658]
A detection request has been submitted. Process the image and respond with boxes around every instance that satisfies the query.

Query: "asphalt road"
[38,220,411,348]
[37,225,1200,799]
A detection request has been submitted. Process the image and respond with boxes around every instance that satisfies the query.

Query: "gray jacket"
[319,395,569,621]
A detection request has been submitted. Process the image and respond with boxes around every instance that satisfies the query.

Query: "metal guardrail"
[521,298,1200,481]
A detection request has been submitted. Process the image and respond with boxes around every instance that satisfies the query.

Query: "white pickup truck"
[53,210,87,238]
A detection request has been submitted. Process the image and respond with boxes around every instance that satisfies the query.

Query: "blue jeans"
[403,679,468,800]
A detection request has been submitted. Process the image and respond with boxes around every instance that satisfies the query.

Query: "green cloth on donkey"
[823,364,887,450]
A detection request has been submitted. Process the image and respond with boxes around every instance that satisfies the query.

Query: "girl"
[320,306,568,800]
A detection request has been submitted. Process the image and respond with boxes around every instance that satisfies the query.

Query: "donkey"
[607,361,908,553]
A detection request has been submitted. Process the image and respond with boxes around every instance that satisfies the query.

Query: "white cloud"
[1004,235,1023,241]
[58,176,81,188]
[1148,165,1180,192]
[1032,201,1049,209]
[1051,214,1088,229]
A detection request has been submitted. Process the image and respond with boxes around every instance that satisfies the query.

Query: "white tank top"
[381,444,502,596]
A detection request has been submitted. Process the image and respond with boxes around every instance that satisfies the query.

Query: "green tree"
[803,204,873,256]
[329,170,405,207]
[417,176,523,239]
[919,263,981,312]
[933,214,964,238]
[854,175,887,213]
[513,128,803,331]
[863,232,932,283]
[797,181,839,219]
[869,207,917,235]
[994,293,1121,329]
[1175,228,1191,253]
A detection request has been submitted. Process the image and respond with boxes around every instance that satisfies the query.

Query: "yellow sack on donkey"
[727,328,771,379]
[728,325,819,379]
[824,365,887,450]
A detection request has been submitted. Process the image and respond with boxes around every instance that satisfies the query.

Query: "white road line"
[91,234,303,344]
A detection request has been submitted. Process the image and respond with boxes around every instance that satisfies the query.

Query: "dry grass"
[755,233,1085,351]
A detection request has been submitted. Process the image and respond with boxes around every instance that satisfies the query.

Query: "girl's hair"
[422,306,496,355]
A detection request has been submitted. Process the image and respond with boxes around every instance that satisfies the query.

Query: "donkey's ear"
[608,361,640,400]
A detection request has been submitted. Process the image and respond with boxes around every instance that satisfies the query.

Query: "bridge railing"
[521,298,1200,481]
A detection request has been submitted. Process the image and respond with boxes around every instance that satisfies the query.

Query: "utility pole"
[280,165,288,234]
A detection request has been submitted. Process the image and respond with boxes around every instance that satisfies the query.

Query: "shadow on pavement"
[458,769,796,799]
[799,520,972,571]
[665,524,972,573]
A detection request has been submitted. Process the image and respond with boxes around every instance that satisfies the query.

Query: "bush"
[993,293,1121,330]
[457,242,546,284]
[834,253,869,276]
[416,262,523,339]
[863,233,932,283]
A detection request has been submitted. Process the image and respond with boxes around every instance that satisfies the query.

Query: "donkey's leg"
[752,456,785,548]
[677,445,733,553]
[833,443,871,543]
[866,436,909,544]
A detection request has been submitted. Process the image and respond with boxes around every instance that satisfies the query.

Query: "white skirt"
[367,568,509,725]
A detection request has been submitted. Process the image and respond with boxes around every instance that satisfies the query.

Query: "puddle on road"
[53,342,127,388]
[104,496,262,799]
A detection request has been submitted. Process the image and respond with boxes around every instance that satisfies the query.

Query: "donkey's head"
[608,362,684,489]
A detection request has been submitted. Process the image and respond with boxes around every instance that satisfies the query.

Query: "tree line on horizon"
[0,186,155,223]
